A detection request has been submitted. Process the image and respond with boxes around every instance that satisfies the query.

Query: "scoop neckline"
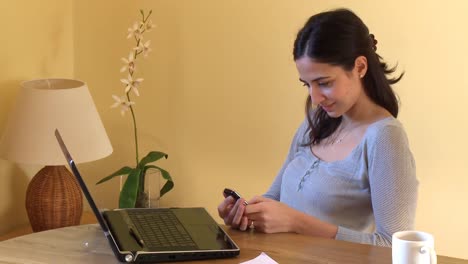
[307,116,395,164]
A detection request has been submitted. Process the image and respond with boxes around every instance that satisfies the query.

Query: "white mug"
[392,231,437,264]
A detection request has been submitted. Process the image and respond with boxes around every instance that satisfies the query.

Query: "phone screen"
[223,188,241,200]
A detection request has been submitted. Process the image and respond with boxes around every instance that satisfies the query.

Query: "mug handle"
[420,246,437,264]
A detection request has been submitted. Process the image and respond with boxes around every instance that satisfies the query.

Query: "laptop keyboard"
[128,209,197,249]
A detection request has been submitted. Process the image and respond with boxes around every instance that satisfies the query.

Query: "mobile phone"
[223,188,242,200]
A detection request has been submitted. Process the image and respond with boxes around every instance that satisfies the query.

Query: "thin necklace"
[332,128,350,145]
[331,122,359,145]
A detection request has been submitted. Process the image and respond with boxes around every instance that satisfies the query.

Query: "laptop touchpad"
[185,225,231,250]
[173,208,237,250]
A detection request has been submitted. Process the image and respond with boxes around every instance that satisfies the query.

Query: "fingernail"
[243,200,249,206]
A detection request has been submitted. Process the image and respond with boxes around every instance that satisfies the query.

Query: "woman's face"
[295,56,366,118]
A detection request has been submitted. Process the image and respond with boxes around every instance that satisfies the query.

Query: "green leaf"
[160,180,174,198]
[144,165,174,198]
[119,168,142,208]
[138,151,168,168]
[96,166,134,185]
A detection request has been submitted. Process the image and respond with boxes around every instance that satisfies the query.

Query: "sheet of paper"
[240,252,279,264]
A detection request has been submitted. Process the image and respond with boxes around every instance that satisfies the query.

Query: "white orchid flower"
[127,22,142,39]
[120,52,136,73]
[134,40,152,57]
[120,74,144,96]
[145,20,155,32]
[111,95,135,116]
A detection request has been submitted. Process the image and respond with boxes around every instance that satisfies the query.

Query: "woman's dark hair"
[293,8,403,145]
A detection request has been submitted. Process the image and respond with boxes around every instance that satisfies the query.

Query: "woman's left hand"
[243,196,298,233]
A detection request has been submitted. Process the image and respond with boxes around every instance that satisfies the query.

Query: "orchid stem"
[127,95,139,167]
[124,10,153,168]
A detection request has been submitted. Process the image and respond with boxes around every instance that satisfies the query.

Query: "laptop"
[55,129,240,263]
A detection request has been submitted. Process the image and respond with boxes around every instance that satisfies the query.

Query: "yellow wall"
[0,0,73,234]
[1,0,467,259]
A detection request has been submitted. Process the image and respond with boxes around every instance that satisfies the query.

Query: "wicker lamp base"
[25,165,83,232]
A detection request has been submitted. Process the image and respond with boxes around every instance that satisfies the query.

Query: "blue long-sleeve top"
[264,117,418,246]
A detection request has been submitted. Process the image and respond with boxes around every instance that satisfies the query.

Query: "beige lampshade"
[0,78,113,165]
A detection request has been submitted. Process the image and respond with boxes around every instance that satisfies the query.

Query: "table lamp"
[0,78,113,232]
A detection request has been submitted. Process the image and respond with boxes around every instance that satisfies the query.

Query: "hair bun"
[369,34,378,51]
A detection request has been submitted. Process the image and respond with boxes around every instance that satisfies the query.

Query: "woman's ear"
[355,56,368,78]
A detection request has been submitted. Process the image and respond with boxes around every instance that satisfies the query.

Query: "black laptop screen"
[55,129,110,233]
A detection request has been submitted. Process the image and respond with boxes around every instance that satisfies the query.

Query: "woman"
[217,8,418,247]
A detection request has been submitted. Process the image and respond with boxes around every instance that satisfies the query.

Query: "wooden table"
[0,224,466,263]
[0,211,97,241]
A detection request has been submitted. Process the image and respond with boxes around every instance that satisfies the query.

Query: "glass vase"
[135,169,161,208]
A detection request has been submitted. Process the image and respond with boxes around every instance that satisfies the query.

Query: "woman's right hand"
[217,193,250,231]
